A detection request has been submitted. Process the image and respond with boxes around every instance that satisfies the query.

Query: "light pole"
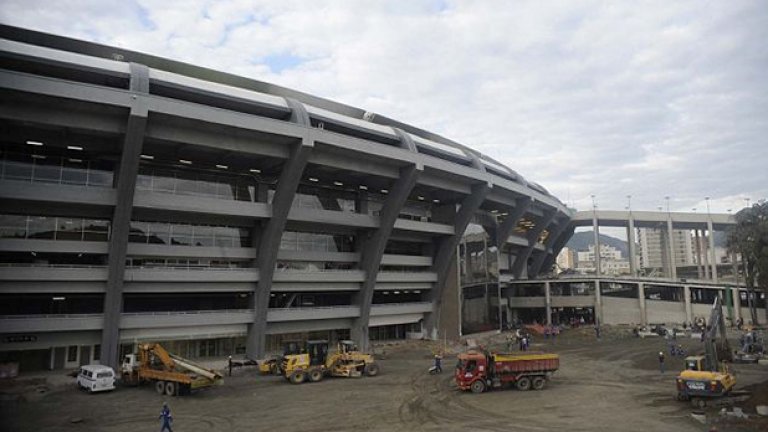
[665,196,670,213]
[744,197,751,209]
[705,197,711,215]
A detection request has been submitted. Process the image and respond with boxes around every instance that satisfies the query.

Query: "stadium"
[0,25,572,371]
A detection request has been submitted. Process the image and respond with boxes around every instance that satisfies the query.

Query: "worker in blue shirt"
[159,402,173,432]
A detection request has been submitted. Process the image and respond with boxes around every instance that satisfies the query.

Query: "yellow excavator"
[279,340,379,384]
[676,296,736,408]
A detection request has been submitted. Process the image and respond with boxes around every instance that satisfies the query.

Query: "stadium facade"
[0,26,572,371]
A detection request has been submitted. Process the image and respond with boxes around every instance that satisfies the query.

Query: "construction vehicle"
[676,296,736,407]
[455,349,560,393]
[279,340,379,384]
[121,343,224,396]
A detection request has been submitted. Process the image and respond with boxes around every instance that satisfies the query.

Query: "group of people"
[506,328,533,351]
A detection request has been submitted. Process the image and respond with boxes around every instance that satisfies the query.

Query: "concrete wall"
[602,297,642,325]
[645,299,686,324]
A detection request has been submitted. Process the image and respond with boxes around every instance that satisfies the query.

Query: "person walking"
[159,402,173,432]
[658,351,665,374]
[433,354,443,373]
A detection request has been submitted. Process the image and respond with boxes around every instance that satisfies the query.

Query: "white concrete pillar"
[594,279,603,325]
[694,230,703,279]
[701,229,710,279]
[592,215,601,275]
[666,217,677,280]
[638,282,647,326]
[732,285,742,321]
[707,220,718,282]
[627,218,637,277]
[683,285,692,325]
[545,281,552,325]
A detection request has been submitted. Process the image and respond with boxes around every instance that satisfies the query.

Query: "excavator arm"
[703,296,733,371]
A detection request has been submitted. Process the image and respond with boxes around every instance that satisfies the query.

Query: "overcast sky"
[2,1,766,214]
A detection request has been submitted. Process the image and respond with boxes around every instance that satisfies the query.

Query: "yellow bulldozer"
[279,340,379,384]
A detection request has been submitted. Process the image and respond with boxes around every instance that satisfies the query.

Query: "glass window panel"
[27,216,55,239]
[87,168,113,187]
[147,222,169,244]
[83,219,109,242]
[217,180,236,200]
[239,228,251,247]
[136,169,153,190]
[0,215,28,238]
[152,170,176,193]
[32,157,61,183]
[129,222,149,243]
[170,224,192,245]
[3,154,34,181]
[175,174,200,196]
[61,159,88,185]
[280,231,297,250]
[196,175,219,197]
[193,225,213,247]
[55,217,83,241]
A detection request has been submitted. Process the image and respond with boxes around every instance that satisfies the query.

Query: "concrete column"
[511,209,557,279]
[544,281,552,325]
[694,230,703,279]
[247,98,313,359]
[540,224,575,274]
[683,285,692,325]
[732,251,742,322]
[529,215,567,277]
[627,217,637,277]
[707,220,718,282]
[100,63,149,370]
[592,214,601,276]
[701,229,711,279]
[425,182,491,339]
[496,197,532,247]
[638,282,647,326]
[352,128,421,349]
[666,217,677,280]
[594,279,602,325]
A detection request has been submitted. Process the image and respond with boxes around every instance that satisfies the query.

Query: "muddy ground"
[1,328,767,432]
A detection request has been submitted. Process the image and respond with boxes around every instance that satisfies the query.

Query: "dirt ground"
[2,328,767,432]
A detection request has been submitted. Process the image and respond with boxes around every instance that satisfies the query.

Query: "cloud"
[1,0,766,213]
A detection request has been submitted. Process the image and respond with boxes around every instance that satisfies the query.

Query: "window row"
[279,231,354,252]
[0,151,114,187]
[0,215,110,241]
[136,165,258,202]
[129,221,251,247]
[126,258,251,269]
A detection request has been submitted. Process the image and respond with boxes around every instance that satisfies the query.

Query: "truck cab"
[77,365,116,393]
[455,351,488,392]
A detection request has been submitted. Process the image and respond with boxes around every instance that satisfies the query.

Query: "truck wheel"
[155,381,166,395]
[470,380,486,394]
[516,377,531,391]
[532,377,546,390]
[309,369,324,383]
[165,381,176,396]
[289,370,306,384]
[364,363,380,377]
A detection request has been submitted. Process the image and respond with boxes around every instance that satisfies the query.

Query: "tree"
[727,200,768,325]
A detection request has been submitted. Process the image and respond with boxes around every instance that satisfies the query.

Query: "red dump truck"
[455,349,559,393]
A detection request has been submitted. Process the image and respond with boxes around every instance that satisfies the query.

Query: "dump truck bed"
[491,352,560,373]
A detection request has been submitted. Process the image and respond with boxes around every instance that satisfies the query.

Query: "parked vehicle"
[455,349,559,393]
[121,343,223,396]
[280,340,379,384]
[77,364,116,393]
